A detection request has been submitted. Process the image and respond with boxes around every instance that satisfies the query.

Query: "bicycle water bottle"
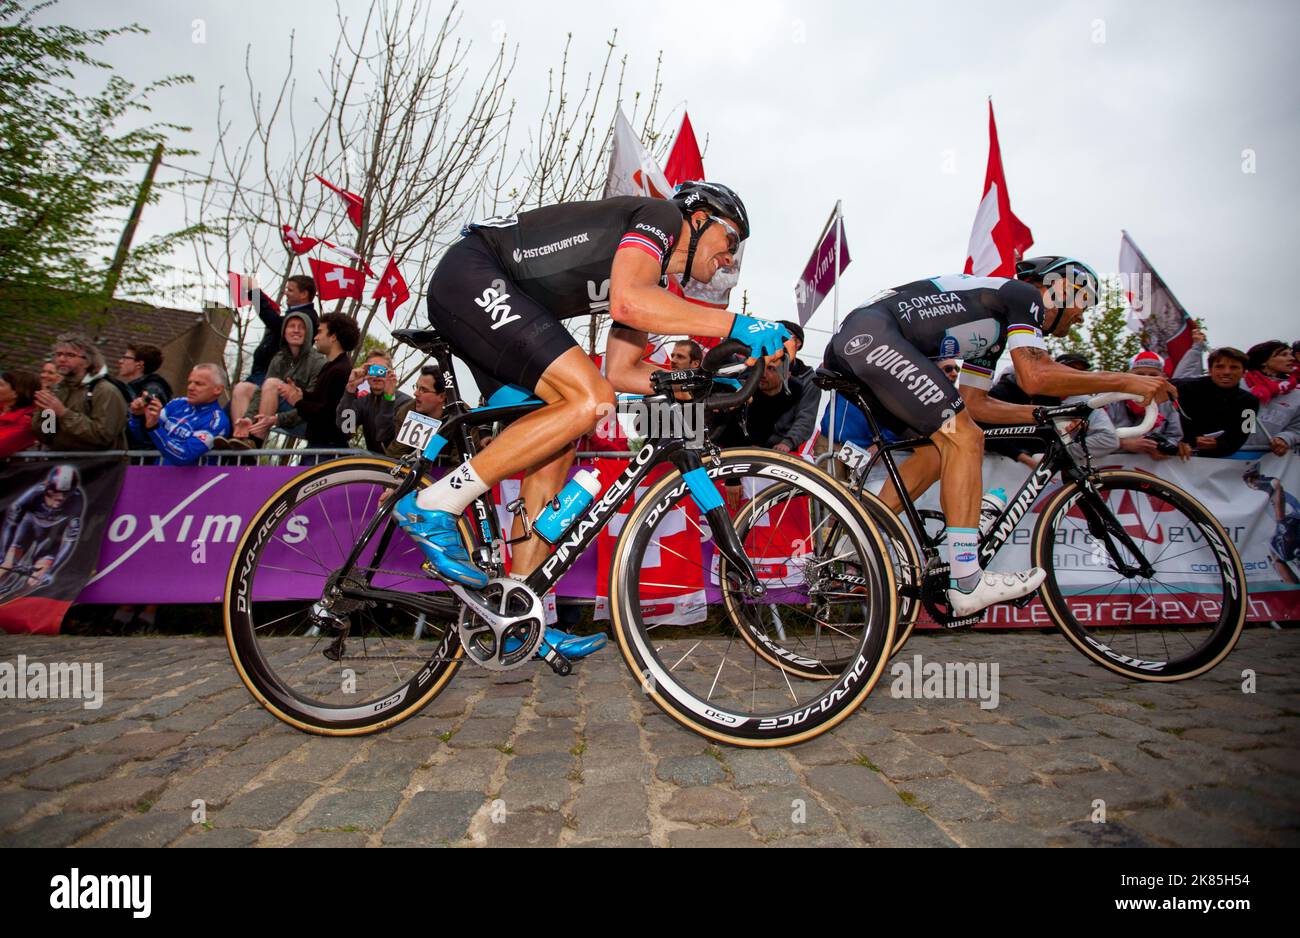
[978,487,1008,536]
[533,470,602,544]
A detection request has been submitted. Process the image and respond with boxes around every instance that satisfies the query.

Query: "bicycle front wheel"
[609,449,896,747]
[1032,469,1247,681]
[224,457,464,734]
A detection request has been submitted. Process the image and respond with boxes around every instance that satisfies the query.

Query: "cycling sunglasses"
[709,215,740,255]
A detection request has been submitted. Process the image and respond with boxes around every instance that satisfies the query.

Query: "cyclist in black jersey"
[395,184,796,636]
[825,256,1174,616]
[1,465,84,590]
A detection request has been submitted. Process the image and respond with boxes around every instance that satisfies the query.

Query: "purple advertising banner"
[794,207,851,326]
[75,466,598,604]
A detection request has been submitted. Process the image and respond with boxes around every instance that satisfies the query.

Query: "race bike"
[224,331,897,747]
[744,366,1246,682]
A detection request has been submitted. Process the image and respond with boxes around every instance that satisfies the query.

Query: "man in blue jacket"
[128,364,232,466]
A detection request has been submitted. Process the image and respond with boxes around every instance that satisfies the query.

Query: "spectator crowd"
[3,289,1296,479]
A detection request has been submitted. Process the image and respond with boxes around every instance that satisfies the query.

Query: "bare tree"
[185,0,670,385]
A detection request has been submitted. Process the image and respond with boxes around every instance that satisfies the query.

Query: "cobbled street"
[1,628,1297,847]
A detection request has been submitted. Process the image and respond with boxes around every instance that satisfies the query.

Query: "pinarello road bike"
[224,332,897,747]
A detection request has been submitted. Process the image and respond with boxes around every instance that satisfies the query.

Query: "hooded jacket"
[246,310,325,426]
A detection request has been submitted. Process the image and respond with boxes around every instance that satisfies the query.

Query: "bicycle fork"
[672,451,764,597]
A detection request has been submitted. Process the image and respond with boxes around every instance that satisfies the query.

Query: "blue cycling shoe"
[503,627,607,660]
[393,493,488,589]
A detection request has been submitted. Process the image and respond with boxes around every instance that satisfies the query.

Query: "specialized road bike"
[737,366,1246,682]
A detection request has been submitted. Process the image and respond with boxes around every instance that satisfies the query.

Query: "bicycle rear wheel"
[609,449,896,747]
[1032,469,1246,680]
[224,457,464,734]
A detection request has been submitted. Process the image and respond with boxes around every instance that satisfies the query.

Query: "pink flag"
[963,101,1033,278]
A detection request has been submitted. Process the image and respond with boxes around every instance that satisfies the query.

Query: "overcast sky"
[46,0,1300,370]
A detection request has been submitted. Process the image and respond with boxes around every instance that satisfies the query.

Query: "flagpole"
[829,200,842,457]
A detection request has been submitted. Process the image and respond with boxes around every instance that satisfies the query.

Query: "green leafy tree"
[1046,275,1142,373]
[0,0,202,320]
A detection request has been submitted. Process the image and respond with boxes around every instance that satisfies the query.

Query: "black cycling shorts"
[426,233,579,395]
[825,304,965,437]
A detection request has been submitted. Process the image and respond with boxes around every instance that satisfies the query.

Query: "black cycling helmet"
[1016,255,1099,306]
[670,181,749,288]
[671,181,750,241]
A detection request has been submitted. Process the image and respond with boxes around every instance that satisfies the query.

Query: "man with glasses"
[938,358,961,383]
[117,343,172,448]
[116,344,171,405]
[394,183,794,659]
[31,333,128,452]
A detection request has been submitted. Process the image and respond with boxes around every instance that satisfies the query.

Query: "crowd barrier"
[3,447,1297,629]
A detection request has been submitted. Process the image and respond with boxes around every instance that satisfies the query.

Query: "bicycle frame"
[329,334,760,619]
[840,385,1158,580]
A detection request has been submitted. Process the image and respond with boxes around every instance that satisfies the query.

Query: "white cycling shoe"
[948,568,1046,617]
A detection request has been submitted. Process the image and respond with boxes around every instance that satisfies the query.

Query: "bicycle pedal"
[539,645,572,676]
[1010,591,1038,609]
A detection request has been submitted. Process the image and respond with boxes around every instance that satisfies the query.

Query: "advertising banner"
[1,457,126,634]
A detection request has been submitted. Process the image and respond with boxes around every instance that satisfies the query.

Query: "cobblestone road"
[1,629,1297,847]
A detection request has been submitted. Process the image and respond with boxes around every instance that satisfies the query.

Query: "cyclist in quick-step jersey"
[824,257,1175,617]
[395,183,796,656]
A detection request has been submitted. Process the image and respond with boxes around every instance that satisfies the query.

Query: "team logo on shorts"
[844,333,874,356]
[939,335,960,359]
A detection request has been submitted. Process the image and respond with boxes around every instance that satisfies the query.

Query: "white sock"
[947,527,980,589]
[415,460,489,515]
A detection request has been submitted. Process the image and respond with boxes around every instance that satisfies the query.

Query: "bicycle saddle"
[813,366,859,392]
[392,328,447,352]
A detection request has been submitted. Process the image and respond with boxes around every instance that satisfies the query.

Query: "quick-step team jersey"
[858,275,1049,389]
[1,484,83,563]
[467,196,683,319]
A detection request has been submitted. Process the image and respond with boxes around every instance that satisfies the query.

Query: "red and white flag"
[372,257,410,322]
[227,271,253,310]
[280,225,319,256]
[603,109,672,201]
[963,101,1033,278]
[1119,230,1194,375]
[321,239,376,278]
[314,174,365,229]
[308,258,365,301]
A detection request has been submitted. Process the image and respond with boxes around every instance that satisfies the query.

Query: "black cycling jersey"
[825,275,1048,435]
[429,196,683,392]
[1,483,83,568]
[468,196,680,317]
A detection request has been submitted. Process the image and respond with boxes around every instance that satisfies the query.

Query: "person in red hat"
[1106,350,1185,460]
